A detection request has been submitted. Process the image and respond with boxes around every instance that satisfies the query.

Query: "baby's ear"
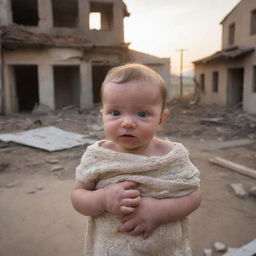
[159,109,169,125]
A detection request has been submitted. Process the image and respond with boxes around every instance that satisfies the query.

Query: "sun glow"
[89,12,101,30]
[123,0,240,75]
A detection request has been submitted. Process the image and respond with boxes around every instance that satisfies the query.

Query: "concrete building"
[194,0,256,114]
[0,0,170,114]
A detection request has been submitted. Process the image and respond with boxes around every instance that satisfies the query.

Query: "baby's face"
[101,80,164,154]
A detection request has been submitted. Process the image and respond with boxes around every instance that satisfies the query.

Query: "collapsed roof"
[193,46,255,64]
[0,25,93,49]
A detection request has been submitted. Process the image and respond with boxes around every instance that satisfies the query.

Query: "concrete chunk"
[249,185,256,196]
[214,241,227,252]
[230,183,248,198]
[203,248,213,256]
[50,165,64,172]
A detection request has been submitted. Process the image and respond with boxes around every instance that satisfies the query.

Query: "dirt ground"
[0,101,256,256]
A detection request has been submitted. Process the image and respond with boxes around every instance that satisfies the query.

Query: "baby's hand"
[118,197,162,239]
[103,181,141,216]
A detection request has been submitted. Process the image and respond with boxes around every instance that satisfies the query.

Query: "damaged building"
[0,0,170,114]
[194,0,256,114]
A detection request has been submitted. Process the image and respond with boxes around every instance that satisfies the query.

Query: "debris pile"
[203,239,256,256]
[163,101,256,140]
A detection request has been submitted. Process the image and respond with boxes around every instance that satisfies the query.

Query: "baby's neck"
[101,138,173,157]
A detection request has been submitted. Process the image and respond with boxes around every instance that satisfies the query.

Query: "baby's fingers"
[120,206,136,214]
[127,225,145,236]
[121,181,138,190]
[118,219,136,232]
[121,196,141,207]
[124,189,140,198]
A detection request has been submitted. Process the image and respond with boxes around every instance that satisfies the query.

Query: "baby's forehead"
[103,80,161,93]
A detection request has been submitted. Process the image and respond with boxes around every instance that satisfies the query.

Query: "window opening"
[11,0,38,26]
[89,2,113,30]
[52,0,78,28]
[14,65,39,112]
[89,12,101,30]
[228,23,235,46]
[212,71,219,92]
[251,9,256,35]
[200,74,205,92]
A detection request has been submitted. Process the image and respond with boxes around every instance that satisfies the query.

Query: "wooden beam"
[209,157,256,179]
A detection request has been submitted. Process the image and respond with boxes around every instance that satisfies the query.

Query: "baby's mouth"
[121,134,135,138]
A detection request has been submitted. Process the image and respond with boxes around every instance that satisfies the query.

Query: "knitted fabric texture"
[76,140,200,256]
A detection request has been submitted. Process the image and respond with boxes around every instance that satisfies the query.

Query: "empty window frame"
[253,66,256,92]
[251,9,256,35]
[89,2,113,30]
[212,71,219,92]
[11,0,38,26]
[228,23,235,46]
[52,0,78,28]
[89,12,101,30]
[200,74,205,92]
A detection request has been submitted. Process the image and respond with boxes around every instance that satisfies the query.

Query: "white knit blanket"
[76,140,200,256]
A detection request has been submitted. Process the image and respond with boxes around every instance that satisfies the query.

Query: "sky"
[123,0,241,75]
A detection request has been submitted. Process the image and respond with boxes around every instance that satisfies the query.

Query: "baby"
[71,63,201,256]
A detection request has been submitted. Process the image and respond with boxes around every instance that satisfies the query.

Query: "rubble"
[50,165,64,172]
[32,103,53,116]
[249,185,256,197]
[230,183,249,198]
[5,182,19,188]
[164,101,256,140]
[203,248,213,256]
[214,241,227,252]
[0,162,9,172]
[46,159,59,164]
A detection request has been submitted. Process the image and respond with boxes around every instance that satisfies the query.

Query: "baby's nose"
[121,117,136,129]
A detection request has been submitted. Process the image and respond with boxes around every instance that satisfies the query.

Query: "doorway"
[227,68,244,108]
[13,65,39,112]
[53,66,80,109]
[92,65,112,103]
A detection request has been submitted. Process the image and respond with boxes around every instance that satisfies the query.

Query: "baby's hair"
[101,63,167,110]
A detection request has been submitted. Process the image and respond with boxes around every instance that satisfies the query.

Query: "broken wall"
[2,47,125,113]
[0,0,127,46]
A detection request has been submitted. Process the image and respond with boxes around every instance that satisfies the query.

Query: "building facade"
[194,0,256,114]
[0,0,170,114]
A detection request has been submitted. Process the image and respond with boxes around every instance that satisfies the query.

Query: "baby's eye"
[110,110,121,117]
[137,112,148,118]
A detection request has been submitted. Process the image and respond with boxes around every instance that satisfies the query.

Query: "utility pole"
[176,49,187,96]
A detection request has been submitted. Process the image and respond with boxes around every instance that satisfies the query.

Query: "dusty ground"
[0,101,256,256]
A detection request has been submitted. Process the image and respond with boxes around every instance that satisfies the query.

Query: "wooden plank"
[209,157,256,179]
[202,139,254,151]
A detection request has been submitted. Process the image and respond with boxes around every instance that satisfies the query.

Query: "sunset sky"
[123,0,241,75]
